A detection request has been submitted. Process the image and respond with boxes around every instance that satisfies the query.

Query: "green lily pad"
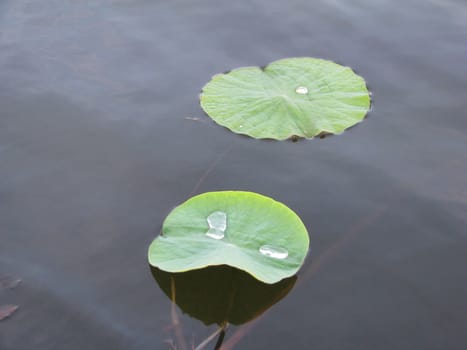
[148,191,310,284]
[200,57,371,140]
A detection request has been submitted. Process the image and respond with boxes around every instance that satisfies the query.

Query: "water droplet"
[239,125,243,128]
[259,245,288,259]
[207,211,226,230]
[206,211,227,240]
[295,86,308,95]
[206,229,224,240]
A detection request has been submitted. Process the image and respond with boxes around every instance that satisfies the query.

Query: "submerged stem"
[189,141,234,196]
[194,324,228,350]
[170,277,188,350]
[213,328,226,350]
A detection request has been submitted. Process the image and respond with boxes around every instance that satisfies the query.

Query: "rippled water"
[0,0,466,349]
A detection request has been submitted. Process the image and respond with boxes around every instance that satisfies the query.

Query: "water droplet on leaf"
[206,211,227,240]
[206,228,224,240]
[295,86,308,94]
[259,245,288,259]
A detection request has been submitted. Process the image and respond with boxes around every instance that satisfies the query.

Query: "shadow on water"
[150,265,296,326]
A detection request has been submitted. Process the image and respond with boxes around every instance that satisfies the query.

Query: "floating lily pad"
[148,191,309,284]
[200,57,371,140]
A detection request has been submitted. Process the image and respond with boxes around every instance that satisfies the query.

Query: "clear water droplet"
[207,211,226,231]
[206,211,227,240]
[206,229,224,240]
[295,86,308,95]
[259,245,288,259]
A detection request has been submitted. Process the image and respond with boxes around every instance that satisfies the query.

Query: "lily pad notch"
[200,57,371,140]
[148,191,310,284]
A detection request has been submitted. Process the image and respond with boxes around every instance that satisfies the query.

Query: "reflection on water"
[150,265,296,326]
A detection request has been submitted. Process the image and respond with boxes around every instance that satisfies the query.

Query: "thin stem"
[170,277,187,350]
[189,141,235,197]
[213,328,226,350]
[194,324,228,350]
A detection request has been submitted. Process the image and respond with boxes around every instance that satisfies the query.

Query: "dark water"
[1,0,466,349]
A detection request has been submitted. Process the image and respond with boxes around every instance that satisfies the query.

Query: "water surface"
[0,1,466,349]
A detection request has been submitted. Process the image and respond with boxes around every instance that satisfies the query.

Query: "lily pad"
[148,191,309,284]
[200,57,371,140]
